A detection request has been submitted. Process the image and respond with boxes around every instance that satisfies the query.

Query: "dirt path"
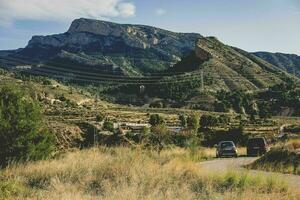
[199,157,300,188]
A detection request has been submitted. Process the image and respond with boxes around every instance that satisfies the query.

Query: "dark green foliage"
[216,90,254,114]
[258,102,271,119]
[218,115,231,125]
[202,125,247,146]
[144,125,172,152]
[0,85,55,167]
[96,113,105,122]
[58,94,67,102]
[149,114,164,126]
[103,120,114,132]
[200,115,219,128]
[187,114,199,132]
[179,114,187,127]
[149,101,164,108]
[257,82,300,116]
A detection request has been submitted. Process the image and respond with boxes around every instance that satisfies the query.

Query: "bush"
[0,85,55,167]
[179,114,187,127]
[200,115,218,128]
[187,114,199,132]
[144,125,172,153]
[96,113,105,122]
[149,114,164,126]
[103,120,114,132]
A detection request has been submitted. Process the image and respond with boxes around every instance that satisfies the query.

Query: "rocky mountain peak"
[68,18,125,37]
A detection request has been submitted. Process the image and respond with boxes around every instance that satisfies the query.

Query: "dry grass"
[0,147,299,200]
[286,139,300,151]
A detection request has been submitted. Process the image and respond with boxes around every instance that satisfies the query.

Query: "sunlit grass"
[0,147,298,200]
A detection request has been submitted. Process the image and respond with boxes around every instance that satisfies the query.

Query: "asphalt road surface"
[199,157,300,188]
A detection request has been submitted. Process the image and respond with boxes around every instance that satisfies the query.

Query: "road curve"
[199,157,300,188]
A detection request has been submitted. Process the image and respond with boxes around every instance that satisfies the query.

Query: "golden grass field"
[1,147,299,200]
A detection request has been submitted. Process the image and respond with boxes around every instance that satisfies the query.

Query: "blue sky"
[0,0,299,54]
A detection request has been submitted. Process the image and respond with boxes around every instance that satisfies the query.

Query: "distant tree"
[187,114,199,132]
[218,114,230,125]
[149,114,164,126]
[103,120,114,132]
[145,124,172,153]
[0,85,55,167]
[96,113,105,122]
[179,114,187,127]
[200,114,218,128]
[258,102,271,119]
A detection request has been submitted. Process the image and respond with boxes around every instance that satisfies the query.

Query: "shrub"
[187,114,199,132]
[96,113,105,122]
[179,114,187,127]
[0,85,55,167]
[149,114,164,126]
[103,120,114,132]
[144,124,172,153]
[200,114,218,128]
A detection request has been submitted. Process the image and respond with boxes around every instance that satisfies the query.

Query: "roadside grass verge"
[249,145,300,175]
[0,147,298,200]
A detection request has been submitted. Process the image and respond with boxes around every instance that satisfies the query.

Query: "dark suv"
[247,137,269,156]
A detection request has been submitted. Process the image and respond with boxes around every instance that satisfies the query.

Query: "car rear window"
[220,142,234,148]
[248,138,265,146]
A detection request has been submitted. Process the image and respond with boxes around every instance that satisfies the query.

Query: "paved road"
[199,157,300,188]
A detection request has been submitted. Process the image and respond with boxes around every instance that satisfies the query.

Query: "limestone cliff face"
[27,18,201,53]
[21,18,202,74]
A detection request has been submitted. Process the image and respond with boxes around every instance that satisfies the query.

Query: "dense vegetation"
[0,84,55,167]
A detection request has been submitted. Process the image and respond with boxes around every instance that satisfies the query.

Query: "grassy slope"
[249,140,300,175]
[1,147,298,200]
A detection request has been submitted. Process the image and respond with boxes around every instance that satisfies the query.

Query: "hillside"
[0,19,299,107]
[173,37,292,91]
[253,52,300,76]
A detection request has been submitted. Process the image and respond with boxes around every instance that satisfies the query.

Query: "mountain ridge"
[253,51,300,76]
[0,18,298,95]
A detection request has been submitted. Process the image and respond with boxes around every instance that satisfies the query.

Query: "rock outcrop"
[17,18,202,75]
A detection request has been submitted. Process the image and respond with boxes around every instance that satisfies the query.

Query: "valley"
[0,17,300,200]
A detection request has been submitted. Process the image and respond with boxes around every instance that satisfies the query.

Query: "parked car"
[247,137,269,156]
[216,141,238,158]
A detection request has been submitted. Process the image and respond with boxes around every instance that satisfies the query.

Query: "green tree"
[96,113,105,122]
[0,85,55,167]
[103,119,114,132]
[200,114,218,128]
[145,124,172,153]
[179,114,187,127]
[258,102,271,119]
[149,114,164,126]
[187,114,199,132]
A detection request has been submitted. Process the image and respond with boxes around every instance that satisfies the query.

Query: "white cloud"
[118,2,136,17]
[0,0,136,27]
[155,8,166,16]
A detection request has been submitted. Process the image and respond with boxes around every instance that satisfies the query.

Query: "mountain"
[171,37,292,91]
[0,18,201,76]
[0,18,297,97]
[253,52,300,77]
